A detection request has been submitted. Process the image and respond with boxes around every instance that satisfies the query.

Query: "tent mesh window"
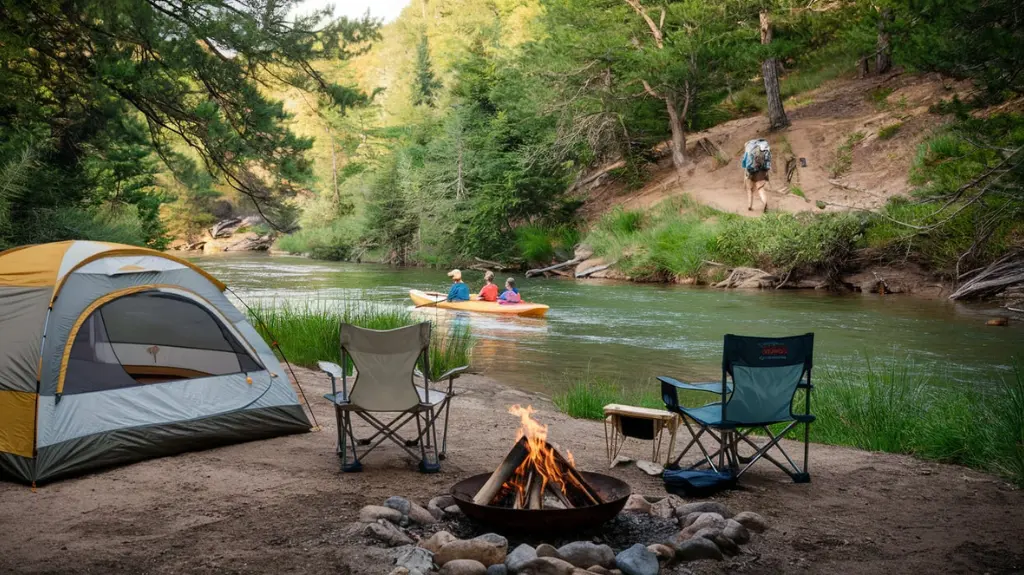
[66,291,262,394]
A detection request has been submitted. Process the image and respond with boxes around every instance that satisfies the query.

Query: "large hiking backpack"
[743,139,771,174]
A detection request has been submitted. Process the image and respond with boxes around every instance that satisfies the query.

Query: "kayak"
[409,289,549,318]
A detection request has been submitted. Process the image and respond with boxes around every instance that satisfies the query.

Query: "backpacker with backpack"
[742,139,772,175]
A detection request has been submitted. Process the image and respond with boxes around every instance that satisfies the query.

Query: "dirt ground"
[578,72,975,220]
[2,368,1022,575]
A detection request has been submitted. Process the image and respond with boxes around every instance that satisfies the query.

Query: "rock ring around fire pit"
[450,472,631,533]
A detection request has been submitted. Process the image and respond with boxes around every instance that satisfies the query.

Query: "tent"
[0,241,311,484]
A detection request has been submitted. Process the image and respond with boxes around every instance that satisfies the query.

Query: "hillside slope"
[579,73,973,219]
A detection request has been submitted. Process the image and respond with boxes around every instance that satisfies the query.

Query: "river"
[193,254,1024,393]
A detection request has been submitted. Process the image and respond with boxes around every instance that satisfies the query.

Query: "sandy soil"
[2,368,1022,575]
[579,72,975,220]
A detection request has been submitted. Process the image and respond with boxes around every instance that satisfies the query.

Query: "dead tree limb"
[527,258,582,278]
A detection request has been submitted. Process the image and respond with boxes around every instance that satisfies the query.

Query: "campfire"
[471,405,605,510]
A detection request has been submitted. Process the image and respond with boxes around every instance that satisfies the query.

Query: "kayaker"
[446,269,470,302]
[478,270,499,302]
[498,277,522,304]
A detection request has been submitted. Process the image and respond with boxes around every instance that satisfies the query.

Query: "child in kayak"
[446,269,470,301]
[478,270,499,302]
[498,277,521,304]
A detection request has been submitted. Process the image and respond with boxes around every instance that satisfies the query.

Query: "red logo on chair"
[760,344,788,358]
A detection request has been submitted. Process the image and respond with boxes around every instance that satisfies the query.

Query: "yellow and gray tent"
[0,241,310,484]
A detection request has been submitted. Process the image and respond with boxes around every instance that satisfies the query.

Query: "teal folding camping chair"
[660,333,814,483]
[319,322,466,473]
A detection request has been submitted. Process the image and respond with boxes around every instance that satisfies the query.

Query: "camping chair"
[319,323,466,473]
[660,333,814,483]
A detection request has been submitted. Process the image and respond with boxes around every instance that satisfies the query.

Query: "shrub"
[878,122,902,140]
[828,131,865,178]
[276,221,359,261]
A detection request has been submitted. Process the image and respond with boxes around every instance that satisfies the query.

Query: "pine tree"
[413,35,442,107]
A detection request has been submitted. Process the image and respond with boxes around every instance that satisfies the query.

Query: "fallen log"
[575,263,614,278]
[527,258,582,278]
[473,437,529,505]
[474,257,517,271]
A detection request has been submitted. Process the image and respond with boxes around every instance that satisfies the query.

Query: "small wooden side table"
[603,404,680,467]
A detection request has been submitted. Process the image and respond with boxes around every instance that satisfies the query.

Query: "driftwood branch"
[623,0,664,48]
[527,258,582,277]
[949,253,1024,300]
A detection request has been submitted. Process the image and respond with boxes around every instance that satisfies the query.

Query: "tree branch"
[623,0,664,49]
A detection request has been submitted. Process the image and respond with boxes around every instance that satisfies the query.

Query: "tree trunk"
[760,11,789,131]
[876,8,892,74]
[858,57,870,78]
[664,94,687,177]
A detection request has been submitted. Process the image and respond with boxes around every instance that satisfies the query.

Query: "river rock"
[690,529,739,557]
[389,568,410,575]
[395,546,435,573]
[615,544,658,575]
[436,539,507,567]
[557,542,615,569]
[360,505,404,524]
[487,564,509,575]
[506,543,538,572]
[408,502,438,525]
[536,544,562,559]
[677,513,727,540]
[635,460,664,476]
[421,531,458,554]
[732,511,768,533]
[676,501,734,519]
[723,519,751,544]
[429,495,456,519]
[647,543,677,565]
[622,494,652,514]
[650,494,686,519]
[445,505,464,517]
[611,455,633,467]
[365,521,413,547]
[441,559,488,575]
[674,537,724,562]
[518,557,577,575]
[384,496,412,516]
[475,533,509,550]
[585,567,621,574]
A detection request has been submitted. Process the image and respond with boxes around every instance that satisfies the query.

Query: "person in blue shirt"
[446,269,470,301]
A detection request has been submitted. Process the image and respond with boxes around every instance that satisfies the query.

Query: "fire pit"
[450,405,632,533]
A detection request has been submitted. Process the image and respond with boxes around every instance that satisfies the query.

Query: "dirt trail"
[1,367,1021,574]
[581,72,974,219]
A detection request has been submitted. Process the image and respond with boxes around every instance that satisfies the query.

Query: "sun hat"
[447,269,462,280]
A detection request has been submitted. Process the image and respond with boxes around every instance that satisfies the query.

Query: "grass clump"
[828,131,865,178]
[867,87,895,109]
[552,375,665,420]
[877,122,903,140]
[247,300,473,380]
[789,185,807,199]
[553,359,1024,486]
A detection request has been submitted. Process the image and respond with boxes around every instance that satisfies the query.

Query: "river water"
[193,254,1023,393]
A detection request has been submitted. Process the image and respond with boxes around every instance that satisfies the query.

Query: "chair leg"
[341,411,363,472]
[416,412,441,474]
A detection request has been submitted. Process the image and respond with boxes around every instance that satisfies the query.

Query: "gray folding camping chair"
[660,333,814,482]
[319,322,466,473]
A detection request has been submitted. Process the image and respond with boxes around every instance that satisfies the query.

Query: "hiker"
[446,269,470,302]
[742,138,772,213]
[498,278,522,304]
[478,270,499,302]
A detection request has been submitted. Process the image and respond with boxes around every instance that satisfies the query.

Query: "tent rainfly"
[0,241,311,484]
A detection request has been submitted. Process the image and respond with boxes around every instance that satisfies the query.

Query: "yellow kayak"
[409,289,549,318]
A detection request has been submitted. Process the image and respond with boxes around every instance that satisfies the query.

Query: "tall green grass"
[552,361,1024,486]
[584,197,863,282]
[247,300,473,380]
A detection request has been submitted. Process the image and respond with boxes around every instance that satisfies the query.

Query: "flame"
[504,405,591,507]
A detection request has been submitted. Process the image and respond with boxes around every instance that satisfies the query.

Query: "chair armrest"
[318,361,343,379]
[657,376,732,394]
[436,366,469,381]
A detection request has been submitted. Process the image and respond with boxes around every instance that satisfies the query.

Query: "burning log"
[473,405,604,510]
[473,437,529,505]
